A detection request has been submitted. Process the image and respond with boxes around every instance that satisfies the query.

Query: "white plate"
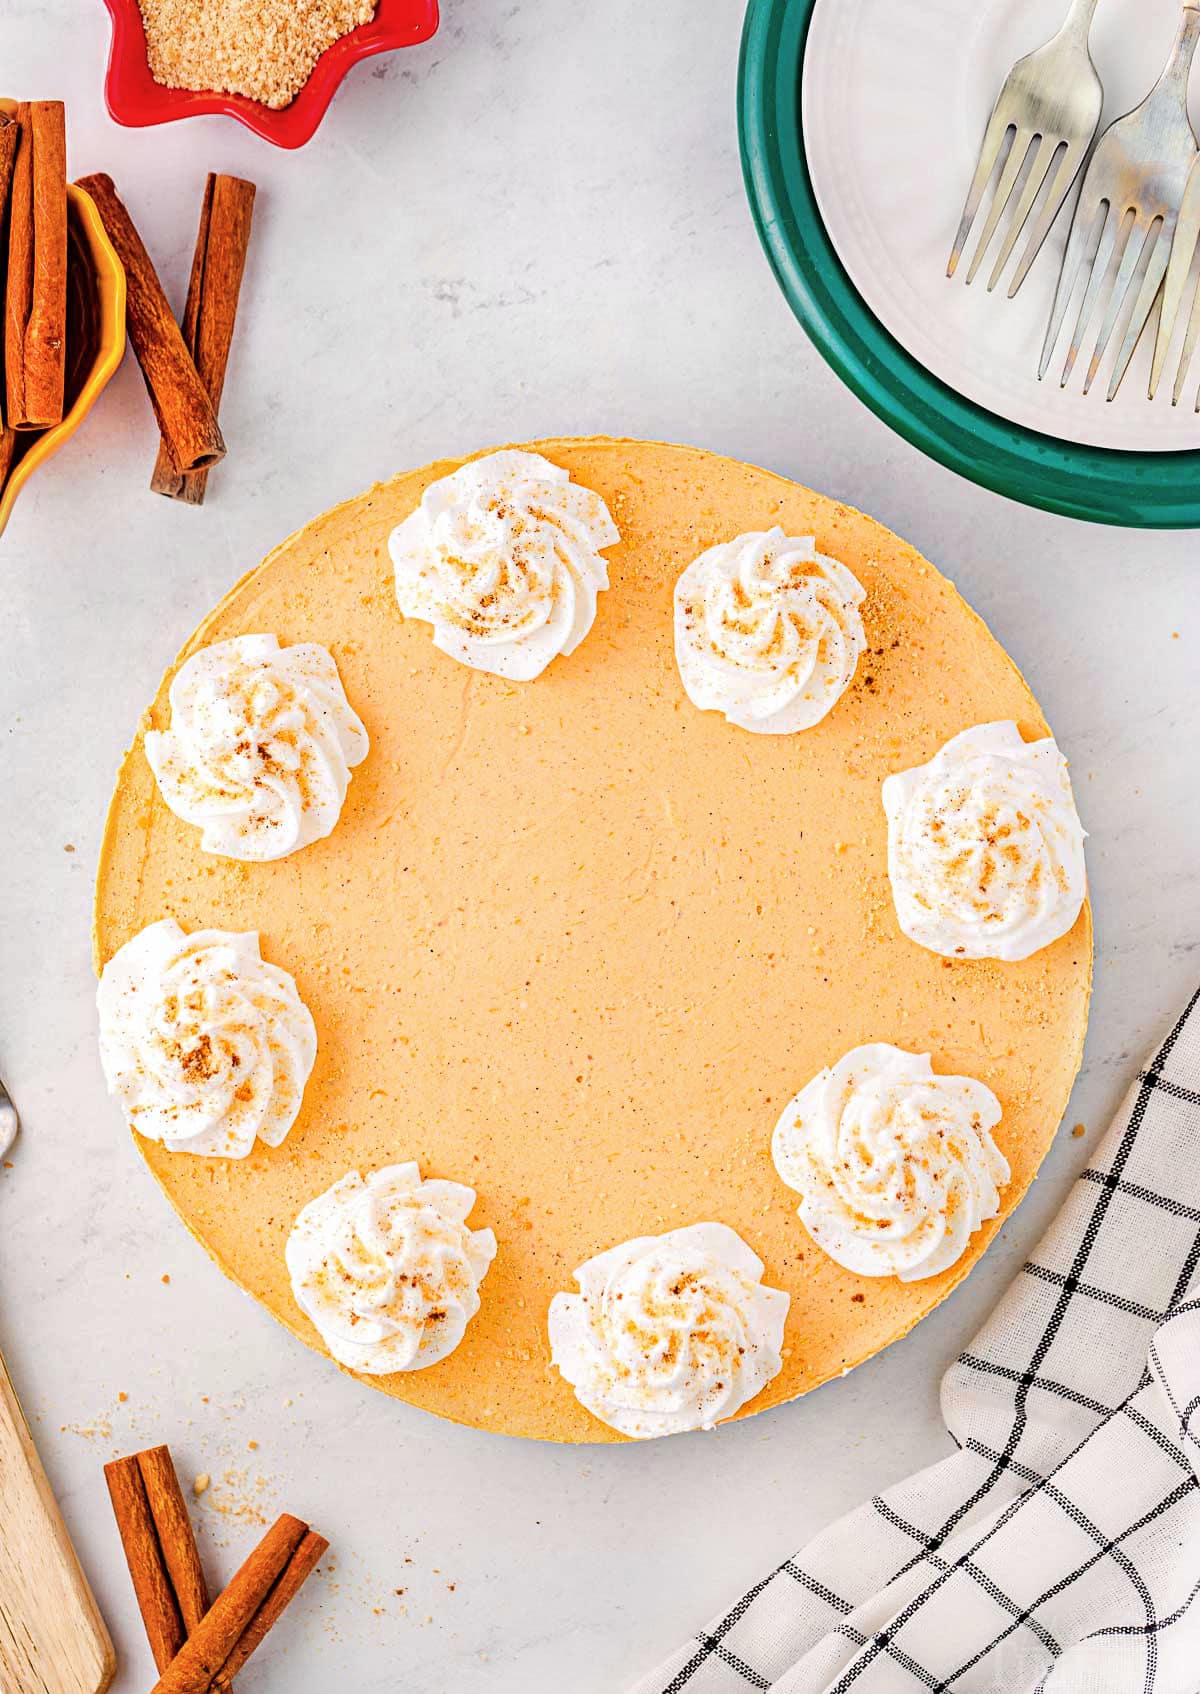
[803,0,1200,452]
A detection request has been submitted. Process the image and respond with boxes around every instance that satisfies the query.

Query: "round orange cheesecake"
[93,438,1092,1442]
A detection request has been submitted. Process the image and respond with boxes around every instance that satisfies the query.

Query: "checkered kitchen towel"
[633,986,1200,1694]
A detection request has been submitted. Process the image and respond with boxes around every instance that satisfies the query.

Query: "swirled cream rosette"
[388,449,619,681]
[772,1043,1009,1282]
[144,633,368,862]
[673,526,866,733]
[97,918,317,1158]
[548,1222,789,1438]
[882,720,1086,961]
[286,1163,497,1375]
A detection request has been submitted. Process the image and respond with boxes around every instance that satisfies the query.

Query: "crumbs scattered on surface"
[60,1415,113,1441]
[1072,1122,1086,1138]
[193,1472,210,1496]
[192,1465,278,1545]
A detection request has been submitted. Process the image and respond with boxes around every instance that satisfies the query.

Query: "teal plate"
[738,0,1200,527]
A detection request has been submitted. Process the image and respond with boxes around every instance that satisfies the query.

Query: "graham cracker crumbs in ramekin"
[137,0,378,110]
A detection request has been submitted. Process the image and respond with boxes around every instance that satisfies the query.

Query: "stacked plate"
[739,0,1200,525]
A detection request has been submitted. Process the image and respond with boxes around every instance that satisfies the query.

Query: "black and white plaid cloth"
[633,986,1200,1694]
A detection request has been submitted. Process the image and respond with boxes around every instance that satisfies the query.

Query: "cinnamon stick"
[104,1454,186,1673]
[148,1512,309,1694]
[4,101,66,430]
[221,1529,328,1681]
[75,172,225,476]
[0,112,17,207]
[136,1446,213,1638]
[0,111,20,477]
[25,102,66,426]
[151,173,255,504]
[3,108,31,432]
[108,1445,325,1693]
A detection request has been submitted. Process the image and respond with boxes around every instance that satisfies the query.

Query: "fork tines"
[1040,193,1180,398]
[949,122,1091,296]
[1151,153,1200,407]
[1040,5,1200,400]
[947,0,1103,296]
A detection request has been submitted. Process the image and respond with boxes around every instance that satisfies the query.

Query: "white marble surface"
[0,3,1197,1691]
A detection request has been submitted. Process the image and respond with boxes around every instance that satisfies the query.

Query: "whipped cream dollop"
[388,449,620,681]
[144,634,369,862]
[882,721,1086,961]
[548,1222,789,1438]
[286,1163,497,1375]
[97,918,317,1159]
[673,527,866,733]
[772,1043,1009,1282]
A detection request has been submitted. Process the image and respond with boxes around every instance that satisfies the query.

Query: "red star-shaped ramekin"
[101,0,441,149]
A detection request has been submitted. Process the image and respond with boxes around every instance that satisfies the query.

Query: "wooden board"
[0,1353,115,1694]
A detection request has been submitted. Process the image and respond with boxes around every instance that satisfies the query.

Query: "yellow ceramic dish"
[0,99,126,541]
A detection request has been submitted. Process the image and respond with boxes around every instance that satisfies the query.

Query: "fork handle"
[1060,0,1099,38]
[1153,5,1200,106]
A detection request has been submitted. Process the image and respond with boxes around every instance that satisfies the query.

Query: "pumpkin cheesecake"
[94,437,1091,1442]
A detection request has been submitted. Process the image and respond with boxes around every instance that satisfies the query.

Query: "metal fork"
[0,1075,17,1159]
[1040,5,1200,398]
[1150,150,1200,404]
[947,0,1103,295]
